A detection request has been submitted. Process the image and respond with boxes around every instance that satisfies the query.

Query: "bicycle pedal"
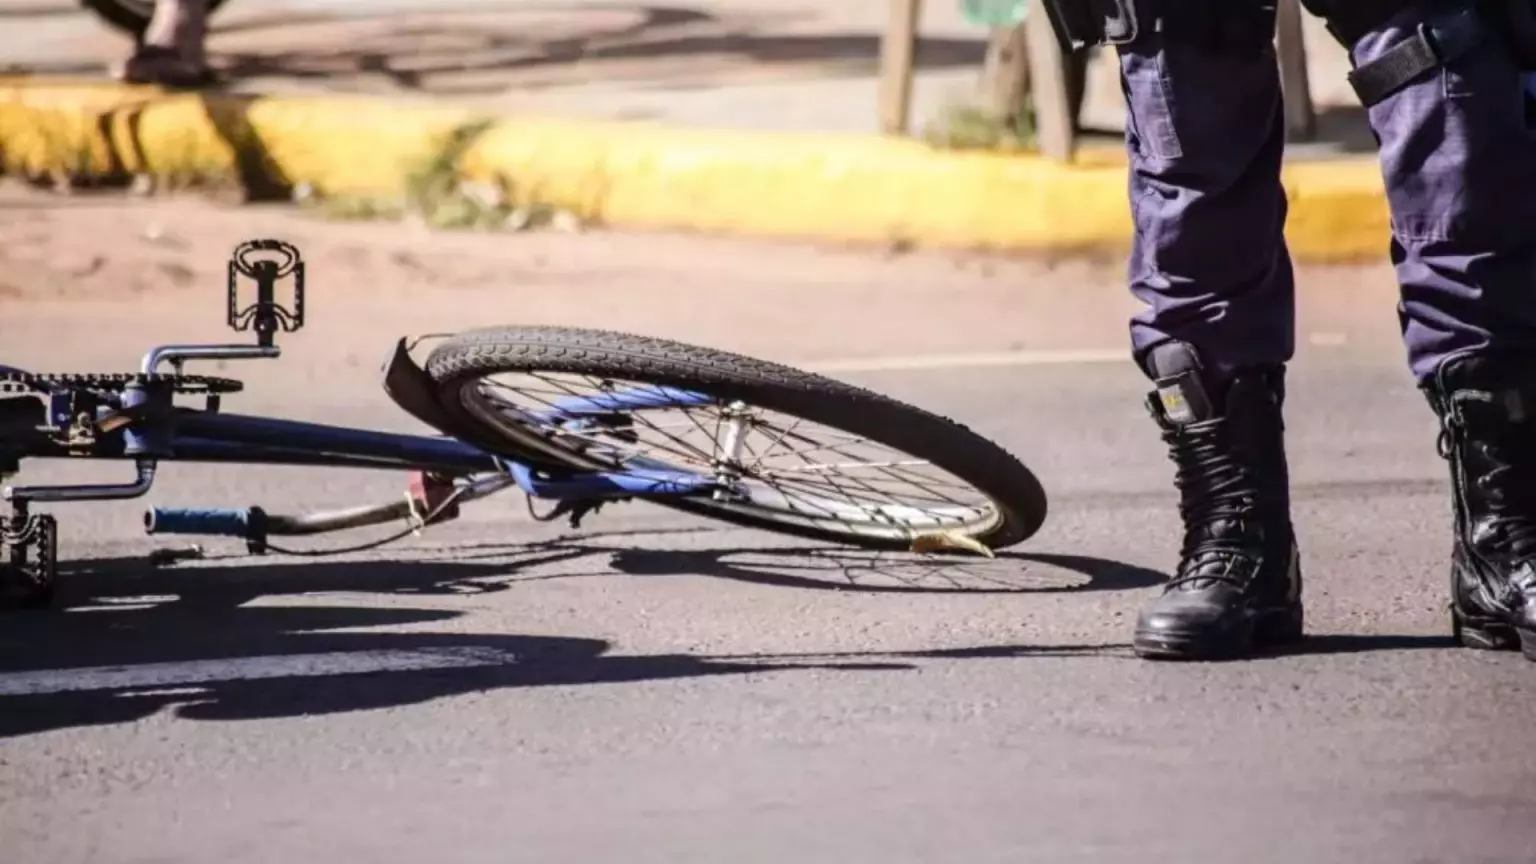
[228,238,305,346]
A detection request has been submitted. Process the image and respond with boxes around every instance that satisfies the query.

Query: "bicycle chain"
[0,372,244,396]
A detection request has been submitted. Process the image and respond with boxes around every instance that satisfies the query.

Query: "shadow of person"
[186,4,985,96]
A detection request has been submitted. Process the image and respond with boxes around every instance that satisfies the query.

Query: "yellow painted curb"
[0,78,1390,262]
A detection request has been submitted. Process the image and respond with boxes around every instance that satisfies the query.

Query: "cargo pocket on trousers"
[1378,35,1536,245]
[1120,47,1184,164]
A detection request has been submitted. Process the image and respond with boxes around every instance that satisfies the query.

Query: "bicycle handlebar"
[143,500,417,540]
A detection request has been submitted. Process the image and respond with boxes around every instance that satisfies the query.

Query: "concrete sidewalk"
[0,0,1371,146]
[0,0,1389,261]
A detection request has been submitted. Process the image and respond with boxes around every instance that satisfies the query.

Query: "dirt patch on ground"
[0,182,1405,380]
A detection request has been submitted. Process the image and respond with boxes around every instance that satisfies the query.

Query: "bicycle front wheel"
[424,326,1048,551]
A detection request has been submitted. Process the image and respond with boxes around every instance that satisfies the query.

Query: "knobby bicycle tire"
[423,326,1048,551]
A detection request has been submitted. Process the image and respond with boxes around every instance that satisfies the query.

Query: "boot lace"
[1160,418,1263,589]
[1444,414,1536,561]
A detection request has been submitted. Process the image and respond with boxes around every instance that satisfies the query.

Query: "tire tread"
[425,326,1046,549]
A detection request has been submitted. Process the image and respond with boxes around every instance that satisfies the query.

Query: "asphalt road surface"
[0,189,1532,863]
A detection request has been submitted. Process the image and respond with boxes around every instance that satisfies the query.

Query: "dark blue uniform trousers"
[1118,3,1536,384]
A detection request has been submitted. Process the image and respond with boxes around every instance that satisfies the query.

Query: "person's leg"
[1116,2,1304,660]
[1122,14,1296,380]
[113,0,212,87]
[1346,2,1536,657]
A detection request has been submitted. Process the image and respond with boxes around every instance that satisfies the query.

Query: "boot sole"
[1133,606,1304,661]
[1451,607,1536,661]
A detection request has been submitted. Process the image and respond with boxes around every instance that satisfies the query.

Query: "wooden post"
[981,25,1030,120]
[878,0,923,135]
[1275,0,1316,140]
[1023,10,1076,160]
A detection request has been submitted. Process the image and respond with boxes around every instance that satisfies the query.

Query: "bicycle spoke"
[461,369,1000,535]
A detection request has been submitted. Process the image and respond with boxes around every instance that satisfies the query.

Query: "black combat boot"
[1423,353,1536,660]
[1132,342,1304,660]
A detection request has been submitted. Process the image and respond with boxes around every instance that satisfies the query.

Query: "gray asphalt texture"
[0,192,1533,863]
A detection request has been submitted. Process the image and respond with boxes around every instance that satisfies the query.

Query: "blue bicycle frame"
[0,237,757,581]
[0,338,724,543]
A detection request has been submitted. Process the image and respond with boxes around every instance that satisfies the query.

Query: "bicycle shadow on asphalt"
[590,545,1457,659]
[0,530,923,740]
[0,526,1142,740]
[596,544,1169,595]
[436,536,1460,660]
[0,527,1455,739]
